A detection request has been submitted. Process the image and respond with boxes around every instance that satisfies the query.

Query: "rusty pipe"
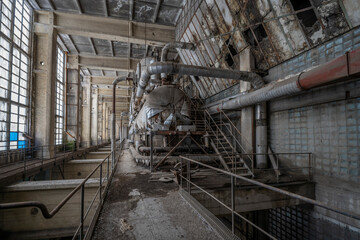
[207,48,360,113]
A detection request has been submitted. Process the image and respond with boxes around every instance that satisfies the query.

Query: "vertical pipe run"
[255,103,267,168]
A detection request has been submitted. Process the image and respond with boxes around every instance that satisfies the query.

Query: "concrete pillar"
[97,98,103,144]
[91,88,98,145]
[102,102,107,142]
[66,55,80,149]
[33,12,57,158]
[81,76,92,146]
[239,48,255,157]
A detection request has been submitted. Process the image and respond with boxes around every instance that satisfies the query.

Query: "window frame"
[55,46,65,145]
[0,0,33,150]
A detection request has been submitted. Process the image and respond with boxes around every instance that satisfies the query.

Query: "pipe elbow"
[112,76,127,85]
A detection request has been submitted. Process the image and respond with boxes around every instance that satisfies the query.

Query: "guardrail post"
[231,175,235,235]
[150,131,153,172]
[23,148,26,179]
[100,164,103,202]
[180,158,183,189]
[187,160,191,195]
[80,184,85,240]
[308,153,311,181]
[107,156,110,181]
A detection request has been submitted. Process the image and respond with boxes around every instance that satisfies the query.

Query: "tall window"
[0,0,31,150]
[55,47,65,145]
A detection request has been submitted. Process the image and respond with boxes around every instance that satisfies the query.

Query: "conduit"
[207,48,360,113]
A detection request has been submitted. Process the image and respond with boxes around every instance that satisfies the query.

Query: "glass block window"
[0,101,7,150]
[0,0,32,150]
[55,47,65,145]
[0,0,12,38]
[0,37,10,98]
[11,48,29,104]
[9,104,26,149]
[13,0,31,52]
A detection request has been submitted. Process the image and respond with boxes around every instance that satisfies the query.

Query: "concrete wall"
[267,27,360,233]
[51,159,109,180]
[0,179,100,238]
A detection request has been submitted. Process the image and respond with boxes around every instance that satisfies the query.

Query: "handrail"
[0,140,124,240]
[179,155,360,221]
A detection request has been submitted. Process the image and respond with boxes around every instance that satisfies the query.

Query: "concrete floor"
[92,143,219,240]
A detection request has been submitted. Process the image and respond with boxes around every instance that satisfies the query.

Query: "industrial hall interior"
[0,0,360,239]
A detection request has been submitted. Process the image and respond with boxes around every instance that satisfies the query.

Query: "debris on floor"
[119,218,133,234]
[149,172,176,183]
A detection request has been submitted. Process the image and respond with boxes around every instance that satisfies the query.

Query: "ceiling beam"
[129,0,134,21]
[89,38,97,55]
[103,0,109,17]
[90,76,132,85]
[70,55,139,72]
[34,11,175,46]
[152,0,162,23]
[47,0,55,10]
[74,0,82,14]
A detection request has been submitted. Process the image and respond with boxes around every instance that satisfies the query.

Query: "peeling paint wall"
[175,0,360,98]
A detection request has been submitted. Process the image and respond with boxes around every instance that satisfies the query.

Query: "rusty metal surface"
[176,0,357,98]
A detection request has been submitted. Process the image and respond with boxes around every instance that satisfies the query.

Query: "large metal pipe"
[136,62,264,104]
[207,48,360,113]
[160,42,196,79]
[112,76,131,169]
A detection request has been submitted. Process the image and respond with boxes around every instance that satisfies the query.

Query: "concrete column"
[81,76,92,146]
[239,48,255,157]
[91,88,98,145]
[33,12,57,158]
[102,102,107,142]
[65,55,80,149]
[97,98,103,143]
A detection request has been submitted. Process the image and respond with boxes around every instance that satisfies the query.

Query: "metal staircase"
[189,98,254,177]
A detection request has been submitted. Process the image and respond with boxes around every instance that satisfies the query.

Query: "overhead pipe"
[136,62,265,104]
[207,48,360,113]
[160,42,196,79]
[112,76,132,169]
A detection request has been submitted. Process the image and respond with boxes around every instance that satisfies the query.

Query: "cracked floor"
[92,143,219,240]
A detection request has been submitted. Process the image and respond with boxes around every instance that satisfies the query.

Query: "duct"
[207,48,360,113]
[136,62,265,104]
[160,42,196,79]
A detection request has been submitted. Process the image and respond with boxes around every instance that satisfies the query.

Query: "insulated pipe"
[207,48,360,113]
[136,62,265,104]
[160,42,196,79]
[112,76,131,169]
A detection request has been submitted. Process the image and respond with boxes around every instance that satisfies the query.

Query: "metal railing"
[179,155,360,239]
[0,140,110,180]
[0,139,124,240]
